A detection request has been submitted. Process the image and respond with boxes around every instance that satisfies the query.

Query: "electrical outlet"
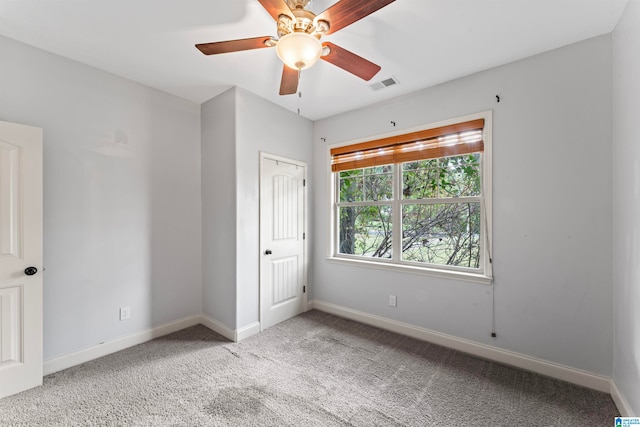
[389,295,397,307]
[119,306,131,321]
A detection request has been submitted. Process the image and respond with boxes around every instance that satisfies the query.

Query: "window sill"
[326,256,493,285]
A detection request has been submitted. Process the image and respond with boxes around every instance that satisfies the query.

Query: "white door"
[260,154,306,330]
[0,121,43,399]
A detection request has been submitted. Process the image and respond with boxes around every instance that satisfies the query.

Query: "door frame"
[259,152,308,332]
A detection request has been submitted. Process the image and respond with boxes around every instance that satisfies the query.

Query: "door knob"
[24,266,38,276]
[264,249,272,255]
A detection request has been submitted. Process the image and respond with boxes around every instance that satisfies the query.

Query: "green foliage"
[339,205,392,258]
[403,154,480,199]
[338,154,482,268]
[339,165,393,202]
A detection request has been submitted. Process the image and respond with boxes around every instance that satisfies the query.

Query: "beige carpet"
[0,310,618,426]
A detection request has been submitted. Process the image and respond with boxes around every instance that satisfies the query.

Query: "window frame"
[327,111,493,285]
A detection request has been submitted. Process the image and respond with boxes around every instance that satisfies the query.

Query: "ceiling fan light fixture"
[276,32,322,70]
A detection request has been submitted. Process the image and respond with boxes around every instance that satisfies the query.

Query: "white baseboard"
[44,315,263,376]
[199,314,235,342]
[43,315,202,376]
[236,322,260,342]
[310,300,611,393]
[198,315,260,342]
[610,381,634,416]
[43,314,260,375]
[42,304,630,415]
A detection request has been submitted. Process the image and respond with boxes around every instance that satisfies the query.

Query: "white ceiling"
[0,0,628,120]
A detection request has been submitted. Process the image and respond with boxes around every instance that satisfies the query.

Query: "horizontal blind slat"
[331,118,484,172]
[330,118,484,157]
[394,140,484,164]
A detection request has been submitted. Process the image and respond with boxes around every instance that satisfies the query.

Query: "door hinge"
[303,179,306,187]
[303,232,306,240]
[303,285,306,293]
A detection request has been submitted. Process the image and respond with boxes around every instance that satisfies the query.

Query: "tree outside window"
[331,116,490,276]
[337,154,482,270]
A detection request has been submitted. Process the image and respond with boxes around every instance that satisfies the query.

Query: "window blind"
[330,118,484,172]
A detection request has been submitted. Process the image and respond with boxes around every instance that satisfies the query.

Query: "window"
[330,114,492,281]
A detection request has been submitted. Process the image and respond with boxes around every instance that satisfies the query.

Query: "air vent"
[370,76,400,91]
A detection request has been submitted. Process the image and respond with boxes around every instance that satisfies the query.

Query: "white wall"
[201,88,237,329]
[235,88,313,328]
[0,36,202,360]
[313,35,613,376]
[613,0,640,415]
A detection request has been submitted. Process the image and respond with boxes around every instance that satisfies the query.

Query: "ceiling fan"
[195,0,396,95]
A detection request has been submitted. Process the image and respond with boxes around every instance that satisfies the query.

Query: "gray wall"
[312,35,613,376]
[201,88,238,329]
[0,37,203,360]
[200,87,313,330]
[1,23,631,402]
[234,88,313,328]
[613,0,640,414]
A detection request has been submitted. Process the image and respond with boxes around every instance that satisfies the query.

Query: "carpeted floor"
[0,310,618,426]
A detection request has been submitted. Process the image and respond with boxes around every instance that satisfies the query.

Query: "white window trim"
[326,110,493,285]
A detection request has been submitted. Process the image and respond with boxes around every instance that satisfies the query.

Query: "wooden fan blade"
[321,42,381,81]
[279,66,299,95]
[316,0,396,35]
[196,36,275,55]
[257,0,294,22]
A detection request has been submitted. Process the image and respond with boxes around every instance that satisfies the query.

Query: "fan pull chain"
[297,69,302,115]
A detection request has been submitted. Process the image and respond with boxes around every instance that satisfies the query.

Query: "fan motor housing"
[292,9,317,33]
[277,5,329,38]
[286,0,312,9]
